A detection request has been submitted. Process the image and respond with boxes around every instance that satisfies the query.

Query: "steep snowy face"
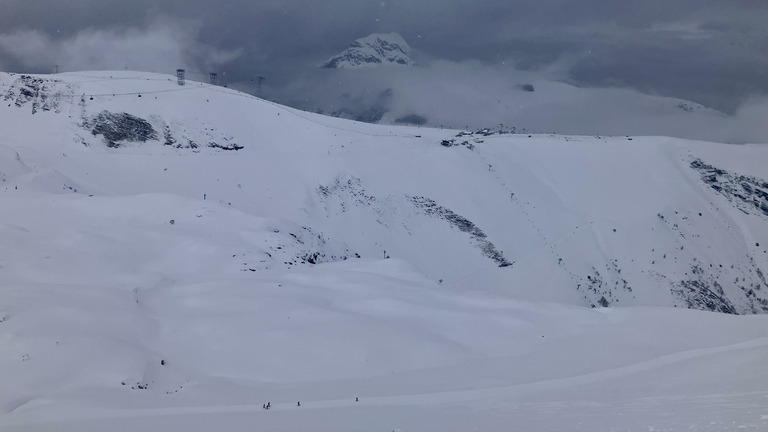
[1,71,768,315]
[322,33,412,68]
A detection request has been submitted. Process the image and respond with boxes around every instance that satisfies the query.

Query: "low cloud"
[724,97,768,144]
[1,0,765,144]
[260,57,768,144]
[0,18,241,75]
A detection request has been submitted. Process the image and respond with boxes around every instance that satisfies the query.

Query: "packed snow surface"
[1,71,768,431]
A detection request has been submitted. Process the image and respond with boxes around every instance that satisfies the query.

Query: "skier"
[297,401,301,407]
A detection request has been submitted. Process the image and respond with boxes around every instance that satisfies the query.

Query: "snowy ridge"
[322,33,412,68]
[1,71,767,313]
[1,71,768,431]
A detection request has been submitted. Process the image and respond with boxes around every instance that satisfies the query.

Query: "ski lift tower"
[176,69,186,86]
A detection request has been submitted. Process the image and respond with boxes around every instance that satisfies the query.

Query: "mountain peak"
[322,33,412,69]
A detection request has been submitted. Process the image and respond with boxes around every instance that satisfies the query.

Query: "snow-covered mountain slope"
[1,71,768,431]
[322,33,412,68]
[2,70,766,313]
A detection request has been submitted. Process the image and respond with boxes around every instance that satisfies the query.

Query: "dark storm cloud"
[1,0,767,113]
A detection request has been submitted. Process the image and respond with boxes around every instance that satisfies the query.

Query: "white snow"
[322,33,412,69]
[1,71,767,431]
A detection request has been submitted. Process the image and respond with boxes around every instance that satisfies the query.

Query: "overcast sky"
[1,0,767,114]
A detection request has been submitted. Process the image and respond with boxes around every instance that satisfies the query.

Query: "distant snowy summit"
[322,33,412,69]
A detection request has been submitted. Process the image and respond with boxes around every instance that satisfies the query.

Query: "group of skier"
[261,397,359,410]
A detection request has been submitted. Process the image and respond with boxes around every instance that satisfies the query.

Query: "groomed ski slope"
[1,71,768,431]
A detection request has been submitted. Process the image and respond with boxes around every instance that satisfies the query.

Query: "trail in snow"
[4,336,767,427]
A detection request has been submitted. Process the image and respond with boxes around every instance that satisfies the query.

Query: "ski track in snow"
[2,71,768,432]
[4,336,767,427]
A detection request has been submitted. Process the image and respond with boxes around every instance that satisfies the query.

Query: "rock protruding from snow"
[88,111,158,148]
[322,33,412,69]
[691,159,768,219]
[2,74,66,114]
[408,195,513,268]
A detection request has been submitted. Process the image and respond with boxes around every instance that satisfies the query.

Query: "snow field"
[1,71,768,431]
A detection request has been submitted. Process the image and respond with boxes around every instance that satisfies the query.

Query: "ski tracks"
[4,336,767,427]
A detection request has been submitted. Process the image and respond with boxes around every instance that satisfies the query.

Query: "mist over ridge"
[1,1,767,142]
